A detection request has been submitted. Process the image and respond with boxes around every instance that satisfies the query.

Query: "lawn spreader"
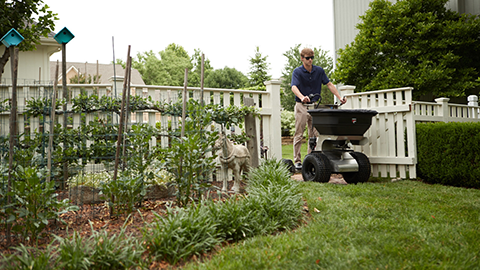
[296,94,378,184]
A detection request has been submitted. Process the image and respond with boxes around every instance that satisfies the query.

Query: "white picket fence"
[340,85,480,179]
[0,78,283,172]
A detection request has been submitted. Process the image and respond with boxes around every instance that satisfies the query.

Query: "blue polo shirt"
[291,65,330,103]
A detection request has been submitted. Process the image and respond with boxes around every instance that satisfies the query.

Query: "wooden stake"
[7,46,19,246]
[181,68,188,139]
[112,46,131,214]
[47,61,59,182]
[200,54,205,106]
[62,43,68,189]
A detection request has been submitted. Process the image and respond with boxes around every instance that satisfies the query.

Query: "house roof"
[49,61,145,85]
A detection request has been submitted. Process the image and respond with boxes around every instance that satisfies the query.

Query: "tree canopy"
[332,0,480,100]
[132,44,193,86]
[281,44,334,111]
[0,0,58,81]
[204,67,248,89]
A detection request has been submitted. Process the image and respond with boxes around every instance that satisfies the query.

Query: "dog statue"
[214,134,251,193]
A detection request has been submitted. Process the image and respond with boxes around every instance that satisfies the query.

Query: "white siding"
[333,0,479,66]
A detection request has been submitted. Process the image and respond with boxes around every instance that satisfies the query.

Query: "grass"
[282,141,308,161]
[183,180,480,269]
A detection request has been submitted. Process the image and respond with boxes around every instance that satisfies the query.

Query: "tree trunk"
[0,47,11,82]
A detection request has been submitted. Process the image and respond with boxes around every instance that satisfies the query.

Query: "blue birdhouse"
[0,28,24,48]
[54,27,75,44]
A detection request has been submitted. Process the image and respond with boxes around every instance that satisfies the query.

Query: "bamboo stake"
[200,54,205,106]
[47,61,59,182]
[112,46,131,215]
[122,56,132,170]
[181,68,188,139]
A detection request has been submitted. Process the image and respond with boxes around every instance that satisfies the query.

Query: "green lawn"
[184,180,480,269]
[282,142,308,161]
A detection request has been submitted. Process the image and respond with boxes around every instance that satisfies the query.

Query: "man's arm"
[291,85,310,103]
[326,82,346,104]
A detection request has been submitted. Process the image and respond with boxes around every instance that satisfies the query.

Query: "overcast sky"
[47,0,335,79]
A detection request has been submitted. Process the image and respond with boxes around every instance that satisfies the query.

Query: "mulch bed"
[0,180,256,268]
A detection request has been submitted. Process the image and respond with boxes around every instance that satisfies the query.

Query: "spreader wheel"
[302,152,331,183]
[342,152,371,184]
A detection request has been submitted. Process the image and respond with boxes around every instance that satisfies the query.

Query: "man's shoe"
[295,162,302,171]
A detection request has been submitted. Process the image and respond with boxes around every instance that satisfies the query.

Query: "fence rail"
[340,85,480,179]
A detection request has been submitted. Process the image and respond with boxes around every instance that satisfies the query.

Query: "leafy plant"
[0,243,58,270]
[86,224,145,270]
[7,165,78,244]
[143,203,222,265]
[54,231,91,270]
[99,172,146,215]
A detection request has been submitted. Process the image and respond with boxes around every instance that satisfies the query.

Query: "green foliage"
[332,0,480,100]
[54,232,91,270]
[100,172,146,215]
[144,204,222,265]
[144,158,304,265]
[189,49,214,87]
[204,67,248,89]
[132,43,193,86]
[2,165,78,244]
[82,225,145,270]
[416,122,480,188]
[0,0,58,80]
[247,46,271,88]
[209,159,303,242]
[1,243,58,270]
[69,73,101,84]
[280,110,295,136]
[54,223,145,270]
[160,100,219,207]
[281,44,334,111]
[184,181,480,269]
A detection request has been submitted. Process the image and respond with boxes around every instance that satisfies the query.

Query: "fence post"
[468,95,478,118]
[339,85,356,109]
[434,97,450,122]
[264,80,282,159]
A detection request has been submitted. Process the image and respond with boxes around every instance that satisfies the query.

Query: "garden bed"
[0,180,245,255]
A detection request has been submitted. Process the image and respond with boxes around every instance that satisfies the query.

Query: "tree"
[281,44,334,111]
[189,49,213,87]
[248,46,271,88]
[132,43,193,86]
[0,0,58,81]
[332,0,480,100]
[204,67,248,89]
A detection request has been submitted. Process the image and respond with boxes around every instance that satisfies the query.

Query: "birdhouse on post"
[54,27,75,44]
[0,28,24,48]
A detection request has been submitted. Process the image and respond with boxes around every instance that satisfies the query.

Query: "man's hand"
[301,95,311,103]
[339,96,347,104]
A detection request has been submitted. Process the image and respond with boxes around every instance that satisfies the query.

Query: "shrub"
[416,122,480,188]
[281,110,295,136]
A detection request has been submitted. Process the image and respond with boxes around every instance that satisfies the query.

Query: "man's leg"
[294,103,308,166]
[306,113,319,154]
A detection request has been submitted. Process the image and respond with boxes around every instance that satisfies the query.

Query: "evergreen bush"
[416,122,480,188]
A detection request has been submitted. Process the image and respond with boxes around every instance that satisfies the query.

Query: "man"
[291,48,346,170]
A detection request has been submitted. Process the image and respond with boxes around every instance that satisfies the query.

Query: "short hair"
[301,48,314,58]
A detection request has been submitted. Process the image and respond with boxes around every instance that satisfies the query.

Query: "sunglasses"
[304,56,314,60]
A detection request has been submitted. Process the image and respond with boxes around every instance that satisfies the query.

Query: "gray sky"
[47,0,335,79]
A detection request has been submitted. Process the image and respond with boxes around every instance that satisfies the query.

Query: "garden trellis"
[0,77,282,222]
